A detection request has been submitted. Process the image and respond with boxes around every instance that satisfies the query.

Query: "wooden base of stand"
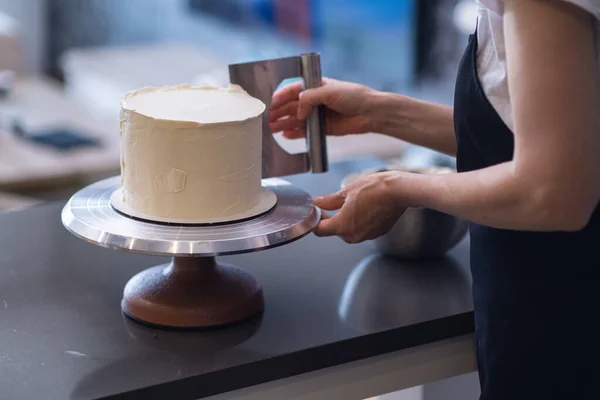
[121,257,264,329]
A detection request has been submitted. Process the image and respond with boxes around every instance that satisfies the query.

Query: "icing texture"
[119,84,268,221]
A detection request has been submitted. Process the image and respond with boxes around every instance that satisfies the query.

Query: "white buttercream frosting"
[118,83,274,222]
[122,84,266,124]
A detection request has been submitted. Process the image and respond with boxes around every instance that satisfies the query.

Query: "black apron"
[453,31,600,399]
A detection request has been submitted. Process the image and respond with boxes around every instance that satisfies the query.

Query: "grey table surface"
[0,157,474,400]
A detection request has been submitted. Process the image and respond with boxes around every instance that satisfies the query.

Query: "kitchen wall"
[45,0,470,90]
[0,0,47,74]
[416,0,465,82]
[46,0,165,78]
[46,0,418,91]
[1,0,472,87]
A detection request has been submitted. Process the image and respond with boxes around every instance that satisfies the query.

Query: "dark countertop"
[0,157,474,400]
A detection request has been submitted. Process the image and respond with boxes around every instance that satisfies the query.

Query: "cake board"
[109,186,279,225]
[61,176,320,329]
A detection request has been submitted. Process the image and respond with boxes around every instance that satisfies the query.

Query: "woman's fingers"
[312,192,345,237]
[313,216,340,237]
[297,86,336,119]
[270,81,303,109]
[272,77,334,117]
[312,193,344,237]
[313,191,346,211]
[269,116,305,133]
[282,129,305,139]
[320,210,331,220]
[269,100,299,121]
[312,195,361,240]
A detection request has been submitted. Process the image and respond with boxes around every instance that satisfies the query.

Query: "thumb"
[313,191,345,211]
[297,86,334,119]
[313,215,341,237]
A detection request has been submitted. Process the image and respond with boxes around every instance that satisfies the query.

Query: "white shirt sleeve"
[478,0,600,20]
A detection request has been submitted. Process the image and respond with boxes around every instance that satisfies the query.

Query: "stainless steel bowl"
[341,165,469,259]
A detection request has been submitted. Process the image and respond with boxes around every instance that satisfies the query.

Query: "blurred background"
[0,0,476,212]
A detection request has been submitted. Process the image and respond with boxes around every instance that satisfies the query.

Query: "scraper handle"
[301,53,328,174]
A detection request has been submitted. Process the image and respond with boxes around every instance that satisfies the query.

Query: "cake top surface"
[121,84,266,124]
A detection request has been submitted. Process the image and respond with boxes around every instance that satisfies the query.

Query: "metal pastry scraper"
[229,53,328,178]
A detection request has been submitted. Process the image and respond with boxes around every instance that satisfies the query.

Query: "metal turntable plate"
[61,176,320,257]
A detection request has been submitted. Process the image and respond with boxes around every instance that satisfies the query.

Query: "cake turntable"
[61,53,328,330]
[62,176,320,329]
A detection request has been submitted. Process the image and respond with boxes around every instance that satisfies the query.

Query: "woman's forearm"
[384,162,597,232]
[368,92,457,157]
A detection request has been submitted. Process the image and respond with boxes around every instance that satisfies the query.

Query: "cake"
[114,84,277,223]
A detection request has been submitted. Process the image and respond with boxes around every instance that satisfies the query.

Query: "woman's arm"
[368,93,457,157]
[315,0,600,239]
[388,0,600,232]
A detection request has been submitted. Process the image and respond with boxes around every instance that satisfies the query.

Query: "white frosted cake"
[114,84,276,223]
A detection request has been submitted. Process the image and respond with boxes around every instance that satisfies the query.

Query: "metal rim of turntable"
[61,176,321,257]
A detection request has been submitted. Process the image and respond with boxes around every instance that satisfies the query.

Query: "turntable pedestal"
[122,257,264,329]
[61,176,319,330]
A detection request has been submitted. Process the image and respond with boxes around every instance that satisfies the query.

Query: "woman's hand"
[269,78,377,139]
[313,172,407,243]
[269,77,458,156]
